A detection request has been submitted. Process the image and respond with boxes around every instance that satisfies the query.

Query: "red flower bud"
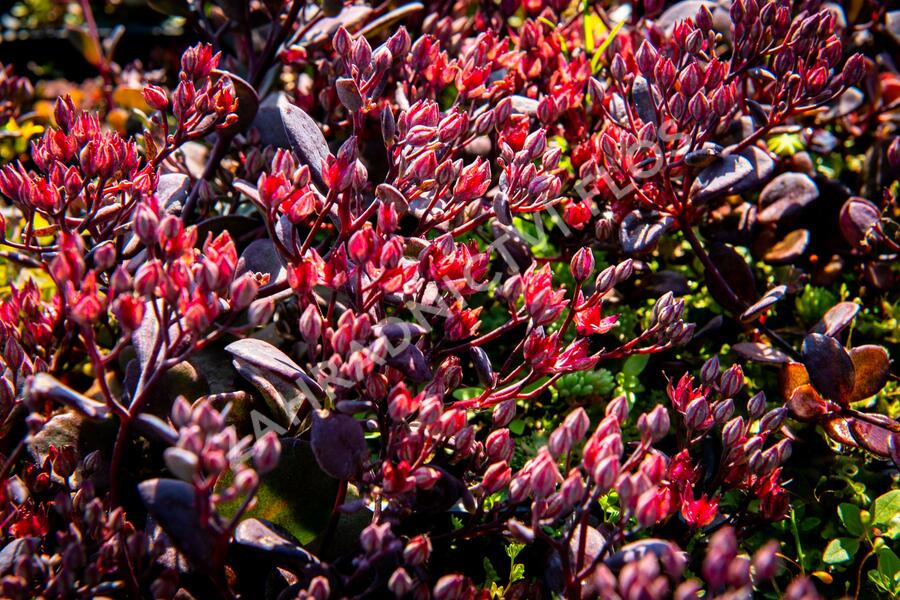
[142,85,169,111]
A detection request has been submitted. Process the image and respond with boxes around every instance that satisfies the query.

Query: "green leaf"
[873,490,900,531]
[878,546,900,579]
[823,537,859,565]
[483,557,500,585]
[509,419,526,436]
[510,563,525,583]
[838,503,864,537]
[623,353,650,377]
[506,542,525,561]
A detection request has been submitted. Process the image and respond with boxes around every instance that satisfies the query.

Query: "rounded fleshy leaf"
[757,173,818,224]
[847,418,894,457]
[706,243,756,313]
[690,147,774,203]
[780,362,810,398]
[847,345,890,403]
[739,285,786,322]
[619,211,674,255]
[763,229,809,264]
[732,342,788,364]
[811,302,860,337]
[787,384,828,421]
[801,333,855,404]
[839,197,881,249]
[310,410,368,480]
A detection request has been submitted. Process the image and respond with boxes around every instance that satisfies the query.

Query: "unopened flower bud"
[719,365,744,398]
[747,391,766,420]
[252,432,281,474]
[570,247,594,282]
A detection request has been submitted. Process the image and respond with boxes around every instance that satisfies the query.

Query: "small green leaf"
[872,490,900,531]
[483,557,500,585]
[509,419,526,436]
[506,542,525,561]
[623,353,650,377]
[877,546,900,579]
[838,503,864,537]
[823,537,859,565]
[509,563,525,584]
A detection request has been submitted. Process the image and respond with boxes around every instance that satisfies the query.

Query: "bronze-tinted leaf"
[732,342,788,364]
[839,197,881,249]
[780,362,810,398]
[787,384,828,421]
[847,418,894,457]
[823,416,858,447]
[811,301,860,337]
[801,334,855,405]
[757,173,818,224]
[706,243,756,313]
[763,229,809,264]
[739,285,786,322]
[310,410,368,480]
[619,211,673,255]
[847,345,890,403]
[691,146,774,203]
[356,3,425,39]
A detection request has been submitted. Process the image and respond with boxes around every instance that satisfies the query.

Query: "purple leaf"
[310,410,368,480]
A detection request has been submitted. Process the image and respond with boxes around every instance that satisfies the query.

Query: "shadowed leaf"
[619,211,673,255]
[787,384,828,421]
[732,342,788,364]
[691,147,774,203]
[705,243,756,313]
[811,302,860,337]
[763,229,809,264]
[310,410,367,480]
[801,334,855,405]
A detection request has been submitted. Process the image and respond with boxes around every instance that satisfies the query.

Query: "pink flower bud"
[247,298,274,327]
[433,574,470,600]
[747,391,766,420]
[700,356,719,383]
[685,398,710,431]
[388,567,414,596]
[548,426,573,458]
[646,405,670,442]
[712,398,734,424]
[570,247,594,282]
[722,416,745,448]
[591,455,619,493]
[134,203,159,246]
[418,395,442,425]
[752,540,781,580]
[142,85,169,111]
[485,429,514,463]
[92,241,116,271]
[482,461,511,494]
[229,273,258,310]
[635,490,660,528]
[841,53,865,86]
[759,407,787,432]
[403,534,431,565]
[636,41,658,77]
[719,365,744,398]
[492,399,516,427]
[233,467,259,495]
[252,432,281,474]
[307,576,330,600]
[530,449,560,498]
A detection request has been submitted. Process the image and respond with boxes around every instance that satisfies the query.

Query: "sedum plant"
[0,0,897,598]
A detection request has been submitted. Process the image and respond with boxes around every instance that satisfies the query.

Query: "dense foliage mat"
[0,0,898,598]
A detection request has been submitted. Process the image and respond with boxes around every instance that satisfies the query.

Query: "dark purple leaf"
[847,418,894,457]
[619,211,673,255]
[157,173,191,214]
[631,76,657,127]
[236,239,286,284]
[839,197,881,249]
[757,173,818,224]
[690,146,775,203]
[739,285,786,322]
[811,301,860,337]
[27,373,110,420]
[310,410,368,480]
[801,333,855,405]
[732,342,789,364]
[233,518,318,567]
[385,343,433,382]
[470,347,494,387]
[706,243,756,313]
[226,338,324,401]
[605,539,686,571]
[138,478,218,572]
